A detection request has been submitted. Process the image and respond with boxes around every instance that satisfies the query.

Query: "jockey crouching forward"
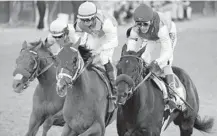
[126,4,185,111]
[46,18,80,55]
[75,2,118,102]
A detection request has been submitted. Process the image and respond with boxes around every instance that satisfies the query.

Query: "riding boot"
[104,61,117,102]
[165,74,178,109]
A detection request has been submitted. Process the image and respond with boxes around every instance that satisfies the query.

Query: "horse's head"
[55,39,84,97]
[115,44,146,105]
[12,39,54,93]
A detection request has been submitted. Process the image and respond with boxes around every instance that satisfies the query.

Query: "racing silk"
[127,11,173,67]
[46,24,80,55]
[74,10,118,52]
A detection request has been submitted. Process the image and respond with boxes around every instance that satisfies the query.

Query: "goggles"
[136,21,151,27]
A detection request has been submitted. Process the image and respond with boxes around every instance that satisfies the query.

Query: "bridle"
[118,55,197,114]
[20,49,55,90]
[56,47,87,87]
[117,55,152,104]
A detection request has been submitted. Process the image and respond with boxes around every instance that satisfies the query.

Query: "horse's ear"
[43,38,51,48]
[136,46,146,57]
[121,44,127,56]
[22,40,28,49]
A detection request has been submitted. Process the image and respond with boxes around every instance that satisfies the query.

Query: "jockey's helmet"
[133,4,154,22]
[49,19,68,37]
[77,2,97,20]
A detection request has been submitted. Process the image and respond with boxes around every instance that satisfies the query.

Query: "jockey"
[75,2,118,101]
[45,18,80,55]
[126,4,185,110]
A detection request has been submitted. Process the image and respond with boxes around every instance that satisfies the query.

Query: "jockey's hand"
[148,60,161,74]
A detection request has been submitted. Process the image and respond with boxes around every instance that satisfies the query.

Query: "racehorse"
[12,40,65,136]
[55,41,116,136]
[115,44,214,136]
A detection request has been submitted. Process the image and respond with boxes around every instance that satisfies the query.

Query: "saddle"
[149,73,187,127]
[151,74,186,102]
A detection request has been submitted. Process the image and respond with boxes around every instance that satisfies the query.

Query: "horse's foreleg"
[25,112,45,136]
[42,116,55,136]
[42,110,64,136]
[78,121,104,136]
[61,124,72,136]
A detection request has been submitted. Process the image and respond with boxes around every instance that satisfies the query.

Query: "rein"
[57,51,96,86]
[120,55,148,93]
[22,50,54,88]
[119,55,196,113]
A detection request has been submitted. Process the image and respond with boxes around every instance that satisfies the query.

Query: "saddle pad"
[151,75,186,102]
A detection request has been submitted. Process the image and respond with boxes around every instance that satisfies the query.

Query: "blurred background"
[0,1,217,136]
[0,1,217,29]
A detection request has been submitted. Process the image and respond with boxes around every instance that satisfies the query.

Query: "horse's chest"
[64,109,95,132]
[63,97,95,130]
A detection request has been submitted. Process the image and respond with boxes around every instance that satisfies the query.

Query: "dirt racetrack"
[0,15,217,136]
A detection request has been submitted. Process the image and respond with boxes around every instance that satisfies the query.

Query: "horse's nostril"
[61,85,66,90]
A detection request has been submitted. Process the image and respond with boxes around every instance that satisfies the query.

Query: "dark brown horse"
[115,44,214,136]
[12,40,65,136]
[55,41,116,136]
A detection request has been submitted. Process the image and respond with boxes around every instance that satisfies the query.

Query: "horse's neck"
[37,62,56,85]
[122,80,154,122]
[72,70,89,94]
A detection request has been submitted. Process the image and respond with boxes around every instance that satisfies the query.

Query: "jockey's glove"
[147,60,160,73]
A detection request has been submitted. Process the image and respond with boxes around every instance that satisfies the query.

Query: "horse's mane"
[78,45,92,62]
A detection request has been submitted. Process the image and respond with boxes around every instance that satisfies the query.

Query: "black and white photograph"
[0,0,217,136]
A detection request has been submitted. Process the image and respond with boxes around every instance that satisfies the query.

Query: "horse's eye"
[123,92,128,97]
[132,68,137,72]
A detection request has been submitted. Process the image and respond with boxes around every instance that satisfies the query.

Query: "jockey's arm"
[126,27,138,51]
[99,19,118,52]
[156,25,173,66]
[67,24,80,45]
[44,34,62,55]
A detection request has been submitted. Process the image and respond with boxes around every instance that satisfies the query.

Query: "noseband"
[56,47,86,86]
